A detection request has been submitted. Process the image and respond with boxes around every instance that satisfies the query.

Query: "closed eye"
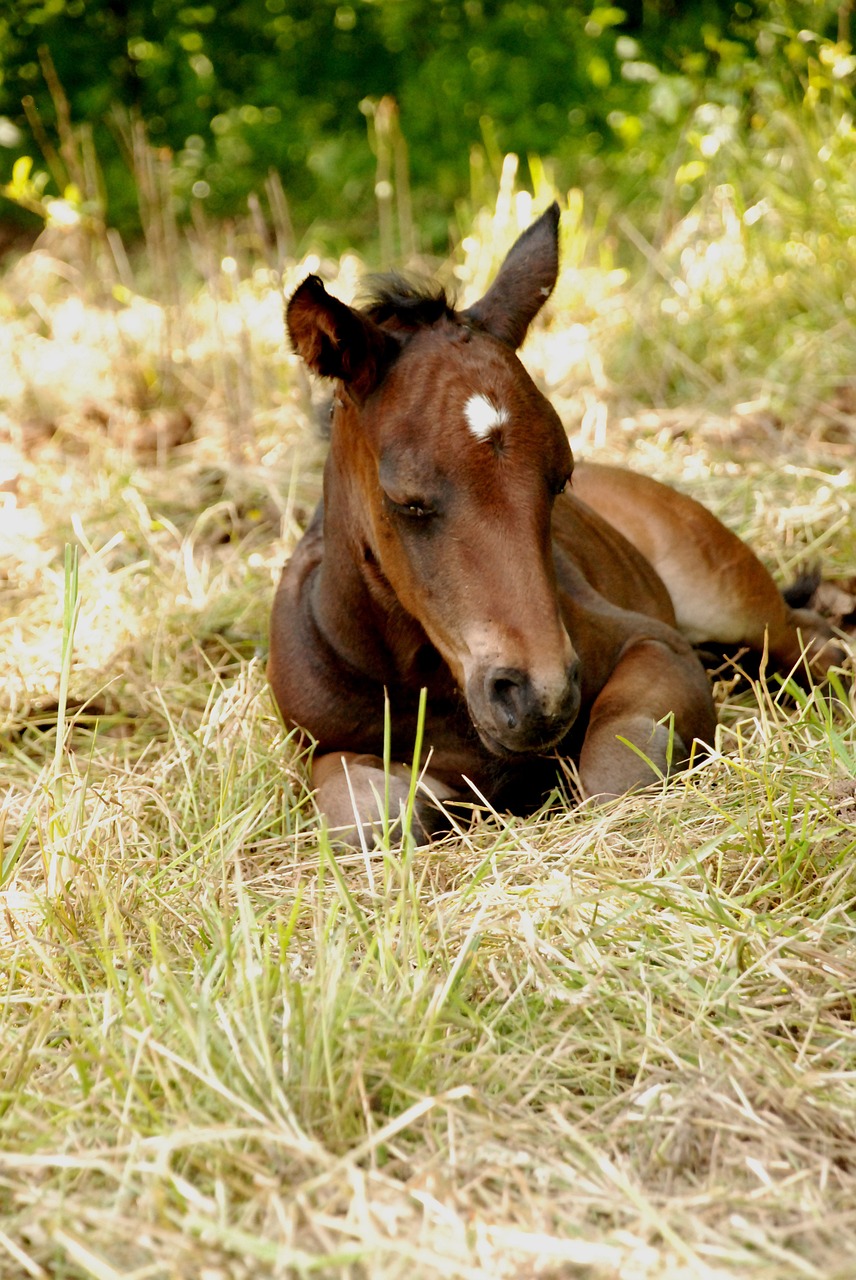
[384,494,436,520]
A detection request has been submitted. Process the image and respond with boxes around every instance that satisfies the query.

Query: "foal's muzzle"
[466,659,582,756]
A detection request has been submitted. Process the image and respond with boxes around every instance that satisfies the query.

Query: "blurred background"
[1,0,854,262]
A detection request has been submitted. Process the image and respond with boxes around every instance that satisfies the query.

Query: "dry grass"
[1,175,855,1280]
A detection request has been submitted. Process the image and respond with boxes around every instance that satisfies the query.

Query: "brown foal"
[269,204,843,842]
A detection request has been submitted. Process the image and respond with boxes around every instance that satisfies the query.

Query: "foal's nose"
[482,658,581,748]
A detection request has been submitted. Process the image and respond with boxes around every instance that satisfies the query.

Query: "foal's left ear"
[461,202,560,349]
[286,275,400,401]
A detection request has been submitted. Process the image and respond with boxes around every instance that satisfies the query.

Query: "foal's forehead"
[382,323,553,440]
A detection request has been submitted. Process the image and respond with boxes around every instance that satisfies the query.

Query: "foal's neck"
[310,497,428,688]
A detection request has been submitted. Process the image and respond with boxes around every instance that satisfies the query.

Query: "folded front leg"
[579,638,717,800]
[312,751,459,847]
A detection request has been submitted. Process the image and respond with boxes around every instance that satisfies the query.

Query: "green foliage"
[0,1,851,253]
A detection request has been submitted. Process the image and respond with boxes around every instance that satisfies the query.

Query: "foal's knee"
[579,714,688,801]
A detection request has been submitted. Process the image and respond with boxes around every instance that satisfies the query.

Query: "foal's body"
[270,204,841,841]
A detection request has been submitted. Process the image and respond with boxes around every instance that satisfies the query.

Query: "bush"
[0,1,849,257]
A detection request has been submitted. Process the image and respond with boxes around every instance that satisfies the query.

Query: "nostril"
[493,681,518,727]
[486,668,528,729]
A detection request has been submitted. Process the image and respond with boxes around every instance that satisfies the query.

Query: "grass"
[1,152,855,1279]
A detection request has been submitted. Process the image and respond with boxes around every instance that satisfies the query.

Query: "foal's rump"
[570,462,844,679]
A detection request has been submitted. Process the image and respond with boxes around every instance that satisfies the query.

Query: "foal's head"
[286,204,581,756]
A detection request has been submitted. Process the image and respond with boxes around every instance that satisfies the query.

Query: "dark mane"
[362,273,457,330]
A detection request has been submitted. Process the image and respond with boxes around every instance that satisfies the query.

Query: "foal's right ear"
[286,275,400,401]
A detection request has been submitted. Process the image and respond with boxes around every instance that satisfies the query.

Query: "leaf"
[587,55,612,90]
[589,7,626,29]
[675,159,706,185]
[11,155,33,188]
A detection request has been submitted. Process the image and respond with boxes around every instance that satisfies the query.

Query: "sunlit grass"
[1,155,855,1278]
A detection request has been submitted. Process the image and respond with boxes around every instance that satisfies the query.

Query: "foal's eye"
[385,494,434,521]
[553,474,572,498]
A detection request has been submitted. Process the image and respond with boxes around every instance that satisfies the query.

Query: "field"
[1,165,856,1279]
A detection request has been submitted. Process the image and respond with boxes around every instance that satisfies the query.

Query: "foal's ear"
[286,275,400,400]
[461,202,560,349]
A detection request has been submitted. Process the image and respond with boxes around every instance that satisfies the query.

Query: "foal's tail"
[781,564,823,611]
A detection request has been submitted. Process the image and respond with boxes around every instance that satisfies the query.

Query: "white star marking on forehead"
[464,393,509,441]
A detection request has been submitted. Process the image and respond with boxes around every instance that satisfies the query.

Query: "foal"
[269,204,842,841]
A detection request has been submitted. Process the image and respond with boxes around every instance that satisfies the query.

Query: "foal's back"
[571,462,843,678]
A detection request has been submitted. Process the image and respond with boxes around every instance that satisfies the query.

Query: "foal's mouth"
[473,715,577,758]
